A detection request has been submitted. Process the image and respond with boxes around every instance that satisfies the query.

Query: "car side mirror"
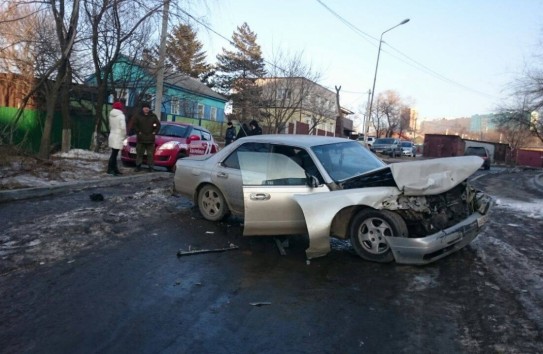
[306,175,320,188]
[187,134,201,142]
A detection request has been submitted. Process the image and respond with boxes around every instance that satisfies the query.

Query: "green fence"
[0,107,95,153]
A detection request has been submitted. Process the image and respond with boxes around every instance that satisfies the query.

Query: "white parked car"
[173,135,492,265]
[400,141,417,157]
[357,136,376,148]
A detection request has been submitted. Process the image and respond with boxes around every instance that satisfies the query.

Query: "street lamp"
[364,18,410,145]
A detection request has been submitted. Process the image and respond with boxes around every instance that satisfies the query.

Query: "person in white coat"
[107,101,127,175]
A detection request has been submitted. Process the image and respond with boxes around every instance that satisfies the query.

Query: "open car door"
[241,150,328,236]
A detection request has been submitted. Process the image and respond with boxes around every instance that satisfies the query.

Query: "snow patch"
[493,198,543,219]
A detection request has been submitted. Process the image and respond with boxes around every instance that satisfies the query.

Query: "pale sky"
[188,0,543,125]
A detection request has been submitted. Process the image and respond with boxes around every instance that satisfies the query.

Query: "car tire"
[122,160,134,167]
[197,184,229,221]
[350,209,408,263]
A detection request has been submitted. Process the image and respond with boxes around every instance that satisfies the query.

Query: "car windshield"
[465,147,487,157]
[374,138,395,145]
[311,140,385,182]
[158,124,189,138]
[401,141,412,147]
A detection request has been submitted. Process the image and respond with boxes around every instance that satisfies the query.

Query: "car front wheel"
[350,209,408,263]
[197,185,229,221]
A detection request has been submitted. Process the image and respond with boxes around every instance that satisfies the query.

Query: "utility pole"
[155,0,170,121]
[335,85,343,137]
[364,89,371,139]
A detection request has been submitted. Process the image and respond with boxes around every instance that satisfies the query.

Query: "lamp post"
[364,18,410,145]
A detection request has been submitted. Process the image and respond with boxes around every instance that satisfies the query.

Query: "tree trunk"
[61,64,72,153]
[38,91,58,159]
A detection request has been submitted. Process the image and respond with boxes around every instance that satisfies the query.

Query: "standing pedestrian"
[236,123,250,140]
[132,102,161,172]
[107,101,127,176]
[224,121,237,146]
[249,119,262,135]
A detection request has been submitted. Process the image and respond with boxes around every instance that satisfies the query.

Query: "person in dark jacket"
[236,123,250,140]
[224,121,237,146]
[132,102,161,172]
[249,119,262,135]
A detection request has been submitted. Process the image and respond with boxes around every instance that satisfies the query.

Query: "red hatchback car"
[121,122,219,171]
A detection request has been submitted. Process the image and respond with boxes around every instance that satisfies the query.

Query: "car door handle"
[250,193,271,201]
[217,172,228,178]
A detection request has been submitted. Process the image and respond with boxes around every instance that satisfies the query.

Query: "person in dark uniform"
[249,120,262,135]
[131,102,161,172]
[224,121,237,146]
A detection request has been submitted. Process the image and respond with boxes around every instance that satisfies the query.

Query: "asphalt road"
[1,167,543,353]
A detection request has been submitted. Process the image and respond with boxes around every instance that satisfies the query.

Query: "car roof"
[235,134,354,148]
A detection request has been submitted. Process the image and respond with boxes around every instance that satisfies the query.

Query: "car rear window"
[374,138,395,144]
[465,147,487,157]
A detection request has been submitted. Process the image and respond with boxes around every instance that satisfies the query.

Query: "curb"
[0,172,172,203]
[534,173,543,190]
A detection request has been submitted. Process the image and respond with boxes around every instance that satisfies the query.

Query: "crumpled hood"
[388,156,483,195]
[341,156,483,195]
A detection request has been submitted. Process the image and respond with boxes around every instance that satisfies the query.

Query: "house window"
[277,88,291,100]
[210,107,217,121]
[197,104,204,119]
[171,97,180,115]
[116,89,129,103]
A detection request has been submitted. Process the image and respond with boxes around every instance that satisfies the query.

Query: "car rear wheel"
[350,209,408,263]
[197,185,229,221]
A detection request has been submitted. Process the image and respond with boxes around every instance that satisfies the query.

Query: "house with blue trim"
[85,55,228,127]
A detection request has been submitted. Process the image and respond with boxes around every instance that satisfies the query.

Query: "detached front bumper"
[386,210,490,265]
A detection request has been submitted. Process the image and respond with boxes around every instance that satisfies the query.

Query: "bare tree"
[373,90,403,138]
[495,96,538,163]
[0,2,61,151]
[501,71,543,144]
[80,0,164,150]
[258,50,323,134]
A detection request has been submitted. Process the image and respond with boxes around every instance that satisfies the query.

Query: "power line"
[315,0,497,99]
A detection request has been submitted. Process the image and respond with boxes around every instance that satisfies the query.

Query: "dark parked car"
[371,138,402,157]
[121,122,219,171]
[464,146,491,170]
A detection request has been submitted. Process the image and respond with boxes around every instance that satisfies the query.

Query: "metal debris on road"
[176,244,239,257]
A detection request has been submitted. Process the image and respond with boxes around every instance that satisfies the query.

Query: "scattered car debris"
[250,302,272,307]
[89,193,104,201]
[274,238,287,256]
[176,244,239,257]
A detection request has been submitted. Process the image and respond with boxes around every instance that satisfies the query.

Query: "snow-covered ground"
[0,149,125,190]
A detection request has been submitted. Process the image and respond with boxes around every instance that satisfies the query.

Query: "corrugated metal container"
[423,134,465,158]
[516,149,543,168]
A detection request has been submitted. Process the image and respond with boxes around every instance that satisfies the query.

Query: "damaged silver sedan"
[173,135,492,265]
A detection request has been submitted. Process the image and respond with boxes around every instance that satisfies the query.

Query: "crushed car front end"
[296,155,492,264]
[386,181,492,264]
